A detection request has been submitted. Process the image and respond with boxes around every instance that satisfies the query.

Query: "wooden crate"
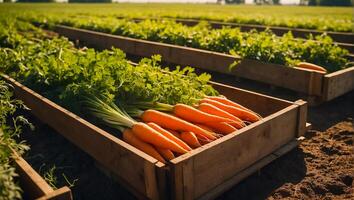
[54,25,354,105]
[12,152,72,200]
[2,74,309,199]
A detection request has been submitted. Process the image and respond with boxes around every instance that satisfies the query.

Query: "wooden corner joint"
[293,99,308,137]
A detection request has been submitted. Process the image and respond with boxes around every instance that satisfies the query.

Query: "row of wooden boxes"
[4,23,353,200]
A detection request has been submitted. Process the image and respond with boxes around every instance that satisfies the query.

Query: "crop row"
[1,17,218,113]
[29,15,350,73]
[2,3,351,32]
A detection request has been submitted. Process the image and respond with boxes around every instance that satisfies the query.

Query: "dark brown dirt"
[218,90,354,200]
[219,120,354,200]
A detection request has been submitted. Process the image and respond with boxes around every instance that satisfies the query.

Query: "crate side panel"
[323,66,354,101]
[13,155,53,199]
[192,106,298,198]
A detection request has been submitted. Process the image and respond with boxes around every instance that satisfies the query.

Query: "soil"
[217,88,354,200]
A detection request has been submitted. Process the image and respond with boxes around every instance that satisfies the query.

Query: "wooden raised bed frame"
[54,25,354,105]
[12,152,72,200]
[3,74,309,199]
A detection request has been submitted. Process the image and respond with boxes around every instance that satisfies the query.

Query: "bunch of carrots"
[86,96,261,163]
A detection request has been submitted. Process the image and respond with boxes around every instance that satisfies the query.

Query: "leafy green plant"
[0,80,31,200]
[0,16,217,116]
[32,15,349,72]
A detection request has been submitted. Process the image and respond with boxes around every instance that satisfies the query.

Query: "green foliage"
[45,15,349,72]
[68,0,112,2]
[0,3,351,32]
[0,80,31,200]
[16,0,56,2]
[0,16,217,116]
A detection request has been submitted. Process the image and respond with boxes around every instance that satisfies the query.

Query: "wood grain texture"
[171,104,300,199]
[36,187,72,200]
[323,66,354,101]
[294,100,308,137]
[2,75,161,199]
[13,154,54,199]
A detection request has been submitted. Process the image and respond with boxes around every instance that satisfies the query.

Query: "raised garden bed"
[129,17,354,45]
[54,25,354,106]
[12,152,72,200]
[3,74,309,199]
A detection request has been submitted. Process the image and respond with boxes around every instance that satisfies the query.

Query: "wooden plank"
[2,75,161,199]
[36,187,72,200]
[271,139,300,157]
[144,161,160,200]
[155,162,169,200]
[171,104,300,199]
[13,154,54,199]
[294,100,308,137]
[231,59,324,95]
[322,66,354,101]
[171,164,184,200]
[182,158,195,200]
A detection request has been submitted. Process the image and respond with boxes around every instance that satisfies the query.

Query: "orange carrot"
[147,122,192,151]
[199,99,261,122]
[123,129,166,163]
[198,103,246,128]
[194,132,212,145]
[205,96,251,111]
[131,122,188,154]
[141,109,217,140]
[296,62,327,73]
[204,122,237,135]
[168,129,182,139]
[180,132,201,148]
[195,124,215,132]
[155,147,175,161]
[173,103,233,124]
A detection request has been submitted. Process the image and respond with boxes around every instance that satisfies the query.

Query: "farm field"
[0,3,353,200]
[0,3,352,32]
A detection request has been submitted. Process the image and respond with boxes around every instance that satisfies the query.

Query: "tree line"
[225,0,352,6]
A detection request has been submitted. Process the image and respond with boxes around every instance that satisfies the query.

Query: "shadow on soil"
[217,147,307,200]
[21,117,136,200]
